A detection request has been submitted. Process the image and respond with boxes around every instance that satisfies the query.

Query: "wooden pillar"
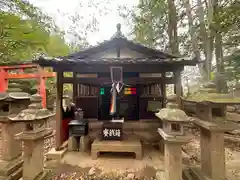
[73,72,77,103]
[0,67,8,92]
[161,73,166,108]
[175,69,182,108]
[38,66,47,108]
[55,70,63,150]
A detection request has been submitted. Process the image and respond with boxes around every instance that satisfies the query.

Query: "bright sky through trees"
[29,0,138,45]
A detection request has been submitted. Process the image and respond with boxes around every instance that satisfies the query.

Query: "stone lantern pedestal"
[0,87,31,180]
[0,117,23,180]
[157,129,191,180]
[193,108,237,180]
[156,102,191,180]
[9,94,54,180]
[15,128,52,180]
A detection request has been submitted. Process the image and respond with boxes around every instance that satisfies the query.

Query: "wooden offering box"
[101,122,123,141]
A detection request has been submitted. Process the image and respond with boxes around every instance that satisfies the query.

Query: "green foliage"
[120,0,240,83]
[0,12,50,62]
[131,0,168,49]
[45,35,70,57]
[0,0,73,95]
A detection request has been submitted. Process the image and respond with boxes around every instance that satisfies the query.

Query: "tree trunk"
[183,0,200,61]
[167,0,179,55]
[196,0,213,81]
[213,0,228,93]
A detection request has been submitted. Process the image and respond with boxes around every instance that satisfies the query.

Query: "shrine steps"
[0,167,22,180]
[18,170,49,180]
[182,167,211,180]
[91,139,143,160]
[0,156,23,180]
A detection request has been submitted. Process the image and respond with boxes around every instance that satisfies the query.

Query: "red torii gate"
[0,63,55,108]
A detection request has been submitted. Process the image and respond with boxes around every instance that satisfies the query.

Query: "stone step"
[8,166,22,180]
[182,168,195,180]
[35,171,49,180]
[0,157,23,176]
[189,167,211,180]
[0,176,11,180]
[18,171,49,180]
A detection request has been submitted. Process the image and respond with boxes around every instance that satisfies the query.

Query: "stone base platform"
[18,170,49,180]
[182,167,212,180]
[45,147,67,169]
[0,156,23,180]
[91,139,143,160]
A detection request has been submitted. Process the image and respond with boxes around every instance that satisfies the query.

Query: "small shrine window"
[212,107,223,117]
[0,103,9,112]
[110,67,123,83]
[171,123,181,132]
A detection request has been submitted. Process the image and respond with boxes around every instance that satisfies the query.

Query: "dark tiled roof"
[65,37,176,60]
[34,24,199,66]
[62,23,177,60]
[35,56,198,66]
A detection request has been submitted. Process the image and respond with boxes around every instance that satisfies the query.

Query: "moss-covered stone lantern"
[0,83,30,116]
[156,102,189,136]
[0,84,31,180]
[156,102,191,180]
[9,94,54,180]
[182,81,240,180]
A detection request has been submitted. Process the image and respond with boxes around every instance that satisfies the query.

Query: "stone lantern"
[156,102,191,180]
[182,81,240,180]
[0,83,30,116]
[0,84,31,180]
[8,94,54,180]
[156,102,189,136]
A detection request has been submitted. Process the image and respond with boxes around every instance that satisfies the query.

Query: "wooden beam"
[175,69,183,108]
[55,70,63,151]
[62,77,176,85]
[0,64,37,69]
[54,64,183,73]
[73,72,77,103]
[6,72,55,79]
[161,73,166,108]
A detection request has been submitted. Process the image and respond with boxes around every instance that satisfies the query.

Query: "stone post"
[194,117,236,180]
[156,102,191,180]
[0,88,31,180]
[182,81,240,180]
[9,94,54,180]
[235,82,240,97]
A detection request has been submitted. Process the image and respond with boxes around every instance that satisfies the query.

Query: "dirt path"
[49,128,240,180]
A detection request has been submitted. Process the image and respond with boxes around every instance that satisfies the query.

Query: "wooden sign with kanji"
[102,122,122,140]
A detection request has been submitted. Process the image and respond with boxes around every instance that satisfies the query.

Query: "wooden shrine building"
[34,24,198,150]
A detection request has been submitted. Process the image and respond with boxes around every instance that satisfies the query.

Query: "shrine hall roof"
[34,24,199,66]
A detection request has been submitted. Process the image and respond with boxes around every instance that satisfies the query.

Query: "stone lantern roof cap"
[167,94,177,102]
[155,102,189,122]
[0,83,30,101]
[202,81,216,89]
[236,82,240,89]
[8,94,54,122]
[183,81,240,104]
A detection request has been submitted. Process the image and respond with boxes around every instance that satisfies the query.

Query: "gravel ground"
[0,122,240,180]
[49,127,240,180]
[49,164,157,180]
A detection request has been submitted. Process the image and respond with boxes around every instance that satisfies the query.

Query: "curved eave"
[33,56,199,67]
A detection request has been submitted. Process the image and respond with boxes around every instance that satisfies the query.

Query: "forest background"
[0,0,239,95]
